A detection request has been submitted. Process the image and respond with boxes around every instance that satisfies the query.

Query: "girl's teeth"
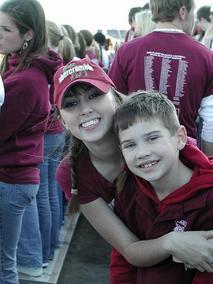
[82,119,99,128]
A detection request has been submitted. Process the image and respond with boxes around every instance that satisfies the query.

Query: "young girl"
[0,0,62,281]
[55,58,213,283]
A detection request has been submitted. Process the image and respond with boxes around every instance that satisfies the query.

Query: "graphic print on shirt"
[144,51,188,110]
[173,219,187,232]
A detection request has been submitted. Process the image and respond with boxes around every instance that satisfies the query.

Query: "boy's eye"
[121,142,135,149]
[147,135,159,142]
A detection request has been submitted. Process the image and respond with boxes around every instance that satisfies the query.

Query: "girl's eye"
[63,100,77,109]
[88,92,102,100]
[4,27,11,32]
[0,26,11,32]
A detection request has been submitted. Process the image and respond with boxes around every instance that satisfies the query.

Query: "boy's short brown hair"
[114,91,180,137]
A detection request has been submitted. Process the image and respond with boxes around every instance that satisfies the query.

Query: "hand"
[173,257,197,271]
[164,230,213,272]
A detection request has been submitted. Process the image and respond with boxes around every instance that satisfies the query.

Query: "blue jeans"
[196,116,203,149]
[0,182,39,284]
[17,197,42,268]
[37,132,65,262]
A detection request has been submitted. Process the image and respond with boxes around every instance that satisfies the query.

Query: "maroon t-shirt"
[109,31,213,138]
[56,149,115,204]
[114,144,213,284]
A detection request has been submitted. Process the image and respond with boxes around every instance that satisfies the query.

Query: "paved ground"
[20,214,110,284]
[58,214,110,284]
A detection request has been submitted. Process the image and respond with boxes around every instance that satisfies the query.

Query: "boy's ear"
[176,125,187,150]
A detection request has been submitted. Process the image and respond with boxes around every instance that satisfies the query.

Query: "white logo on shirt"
[173,220,187,232]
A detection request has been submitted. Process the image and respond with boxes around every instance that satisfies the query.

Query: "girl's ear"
[24,29,34,42]
[176,125,187,150]
[58,113,67,129]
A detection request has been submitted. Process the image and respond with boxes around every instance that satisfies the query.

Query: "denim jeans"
[16,197,42,268]
[196,116,203,149]
[0,182,39,284]
[37,132,65,263]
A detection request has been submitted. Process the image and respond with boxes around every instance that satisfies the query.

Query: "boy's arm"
[81,198,213,268]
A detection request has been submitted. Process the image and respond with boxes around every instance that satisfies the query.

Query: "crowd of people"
[0,0,212,283]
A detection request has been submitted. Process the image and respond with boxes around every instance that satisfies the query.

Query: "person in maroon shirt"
[0,0,62,281]
[109,0,213,157]
[113,91,213,284]
[54,58,213,284]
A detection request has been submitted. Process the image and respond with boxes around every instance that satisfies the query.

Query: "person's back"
[124,6,143,42]
[113,91,213,284]
[94,32,110,72]
[196,5,211,43]
[109,0,213,156]
[203,5,213,50]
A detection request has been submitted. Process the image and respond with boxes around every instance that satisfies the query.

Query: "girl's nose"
[80,102,93,116]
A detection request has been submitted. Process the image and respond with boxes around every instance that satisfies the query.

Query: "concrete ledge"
[19,213,80,284]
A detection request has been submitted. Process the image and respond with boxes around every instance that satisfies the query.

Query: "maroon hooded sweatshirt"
[0,50,62,184]
[113,144,213,284]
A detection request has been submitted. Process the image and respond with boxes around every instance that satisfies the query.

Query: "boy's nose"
[135,144,151,159]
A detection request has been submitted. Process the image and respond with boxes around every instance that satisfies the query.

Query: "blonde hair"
[134,10,155,36]
[47,20,76,64]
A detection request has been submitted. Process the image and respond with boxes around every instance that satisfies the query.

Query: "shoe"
[42,262,49,268]
[17,265,43,277]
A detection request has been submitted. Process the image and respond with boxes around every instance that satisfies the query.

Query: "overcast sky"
[39,0,212,32]
[0,0,212,32]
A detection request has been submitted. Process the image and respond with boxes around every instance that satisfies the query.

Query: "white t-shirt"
[0,75,5,107]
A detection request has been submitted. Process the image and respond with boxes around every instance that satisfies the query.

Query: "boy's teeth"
[82,119,99,128]
[141,161,157,168]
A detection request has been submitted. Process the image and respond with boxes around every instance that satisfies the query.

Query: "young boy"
[113,91,213,284]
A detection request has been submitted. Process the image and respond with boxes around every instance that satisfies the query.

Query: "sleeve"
[192,272,213,284]
[56,157,72,200]
[0,73,49,145]
[56,154,104,204]
[108,47,128,94]
[198,95,213,142]
[109,191,137,284]
[110,248,137,284]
